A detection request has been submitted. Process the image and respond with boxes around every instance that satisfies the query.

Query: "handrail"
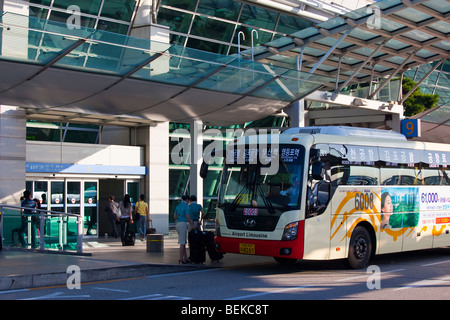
[0,203,83,254]
[0,204,80,217]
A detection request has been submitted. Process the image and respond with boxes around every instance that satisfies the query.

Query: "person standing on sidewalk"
[19,190,37,248]
[118,194,133,245]
[174,195,192,263]
[135,194,149,240]
[188,195,204,232]
[105,195,119,238]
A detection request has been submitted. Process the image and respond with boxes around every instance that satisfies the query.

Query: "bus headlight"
[282,221,299,241]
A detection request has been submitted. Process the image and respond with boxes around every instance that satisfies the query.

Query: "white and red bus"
[213,126,450,268]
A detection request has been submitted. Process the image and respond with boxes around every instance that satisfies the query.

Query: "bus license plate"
[239,243,255,255]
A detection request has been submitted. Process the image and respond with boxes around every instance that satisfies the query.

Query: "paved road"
[1,248,449,305]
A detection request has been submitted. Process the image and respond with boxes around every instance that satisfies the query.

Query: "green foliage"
[402,77,440,116]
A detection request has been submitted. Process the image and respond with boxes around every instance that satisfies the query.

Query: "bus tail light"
[282,221,299,241]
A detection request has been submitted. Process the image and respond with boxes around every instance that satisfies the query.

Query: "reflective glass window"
[67,182,81,205]
[239,4,278,31]
[190,16,235,43]
[63,129,99,144]
[186,37,229,55]
[203,170,221,197]
[48,10,96,29]
[169,169,190,197]
[51,181,64,206]
[233,26,273,47]
[97,19,130,34]
[161,0,197,11]
[197,0,241,21]
[100,0,137,22]
[276,15,313,35]
[26,125,60,142]
[29,7,49,20]
[157,7,193,34]
[203,199,218,218]
[126,182,140,204]
[30,0,52,6]
[34,181,48,208]
[169,34,187,46]
[53,0,103,16]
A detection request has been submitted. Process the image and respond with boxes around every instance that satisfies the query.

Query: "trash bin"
[146,234,164,252]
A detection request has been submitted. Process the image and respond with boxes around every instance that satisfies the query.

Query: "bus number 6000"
[355,192,374,210]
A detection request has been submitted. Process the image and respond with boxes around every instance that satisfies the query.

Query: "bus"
[212,126,450,268]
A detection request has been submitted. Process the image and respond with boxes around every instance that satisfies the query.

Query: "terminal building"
[0,0,448,243]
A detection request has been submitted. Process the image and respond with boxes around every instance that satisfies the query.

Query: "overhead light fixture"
[275,109,288,117]
[293,38,304,46]
[352,98,368,106]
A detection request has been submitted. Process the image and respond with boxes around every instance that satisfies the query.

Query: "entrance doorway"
[27,178,142,238]
[26,179,99,236]
[98,179,141,237]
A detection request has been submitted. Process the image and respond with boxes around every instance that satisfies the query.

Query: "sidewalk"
[0,234,273,291]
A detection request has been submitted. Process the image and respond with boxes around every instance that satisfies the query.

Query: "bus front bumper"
[215,221,304,260]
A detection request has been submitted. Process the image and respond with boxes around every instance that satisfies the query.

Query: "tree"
[402,77,440,117]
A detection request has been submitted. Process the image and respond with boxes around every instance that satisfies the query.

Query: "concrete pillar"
[130,0,170,46]
[189,120,203,206]
[285,99,305,127]
[137,123,170,235]
[0,106,26,205]
[130,0,171,234]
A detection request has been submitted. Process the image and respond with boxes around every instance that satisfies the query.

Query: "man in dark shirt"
[19,190,37,248]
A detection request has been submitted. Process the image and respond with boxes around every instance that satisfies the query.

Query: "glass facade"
[26,121,100,143]
[157,0,314,54]
[29,0,137,34]
[403,59,450,128]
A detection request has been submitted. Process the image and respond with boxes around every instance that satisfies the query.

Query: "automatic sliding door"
[50,181,64,213]
[84,181,98,236]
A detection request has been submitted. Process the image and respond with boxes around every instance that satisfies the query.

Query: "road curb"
[0,263,206,291]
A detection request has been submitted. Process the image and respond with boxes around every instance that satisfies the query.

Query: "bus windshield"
[218,145,305,217]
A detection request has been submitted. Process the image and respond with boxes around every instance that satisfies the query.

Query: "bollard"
[146,234,164,252]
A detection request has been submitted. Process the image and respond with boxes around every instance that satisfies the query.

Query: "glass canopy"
[246,0,449,138]
[0,9,331,125]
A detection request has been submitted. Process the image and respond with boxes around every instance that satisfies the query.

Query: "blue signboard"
[401,119,421,138]
[26,163,147,175]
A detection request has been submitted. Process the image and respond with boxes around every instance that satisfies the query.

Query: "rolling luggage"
[146,220,156,235]
[123,231,135,246]
[205,231,223,262]
[188,229,206,264]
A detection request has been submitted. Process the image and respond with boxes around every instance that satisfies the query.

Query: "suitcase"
[205,231,223,262]
[146,220,156,235]
[123,231,135,246]
[188,229,206,264]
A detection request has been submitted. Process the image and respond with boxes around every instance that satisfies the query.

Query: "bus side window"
[307,168,330,216]
[307,157,336,216]
[345,165,378,186]
[423,166,450,185]
[381,165,421,185]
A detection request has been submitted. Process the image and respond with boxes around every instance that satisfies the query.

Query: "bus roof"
[282,126,406,141]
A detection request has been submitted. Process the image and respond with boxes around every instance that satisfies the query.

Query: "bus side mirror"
[312,162,324,180]
[310,148,320,161]
[200,161,208,179]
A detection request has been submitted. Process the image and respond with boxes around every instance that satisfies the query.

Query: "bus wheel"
[347,226,372,269]
[274,257,297,264]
